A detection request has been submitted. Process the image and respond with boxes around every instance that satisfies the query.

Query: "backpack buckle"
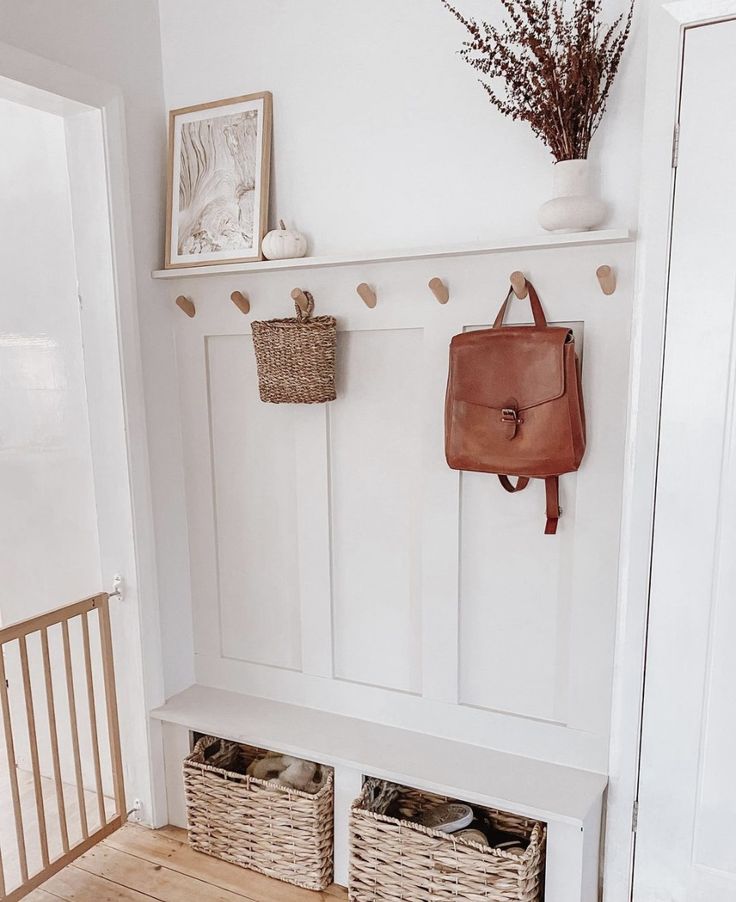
[500,407,522,439]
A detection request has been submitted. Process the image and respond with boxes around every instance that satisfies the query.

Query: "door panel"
[634,19,736,902]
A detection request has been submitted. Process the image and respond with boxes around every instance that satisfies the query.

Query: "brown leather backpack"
[445,282,585,534]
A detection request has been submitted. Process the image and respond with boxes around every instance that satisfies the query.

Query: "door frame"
[604,1,736,899]
[0,44,166,826]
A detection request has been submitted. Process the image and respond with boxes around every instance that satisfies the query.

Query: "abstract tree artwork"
[166,92,272,267]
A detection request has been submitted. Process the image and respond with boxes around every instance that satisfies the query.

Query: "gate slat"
[18,636,50,867]
[40,627,70,853]
[80,612,106,828]
[97,597,125,819]
[0,645,29,883]
[61,619,89,840]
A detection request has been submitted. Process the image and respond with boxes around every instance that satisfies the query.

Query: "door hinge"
[672,122,680,168]
[632,799,639,833]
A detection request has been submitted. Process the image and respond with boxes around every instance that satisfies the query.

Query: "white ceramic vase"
[538,159,606,233]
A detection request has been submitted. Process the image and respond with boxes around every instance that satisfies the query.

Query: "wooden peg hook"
[290,287,311,314]
[510,271,528,299]
[596,265,616,295]
[230,290,251,314]
[175,295,195,318]
[428,277,449,304]
[356,283,377,308]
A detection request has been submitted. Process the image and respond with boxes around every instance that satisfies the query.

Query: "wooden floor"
[0,768,116,893]
[26,823,348,902]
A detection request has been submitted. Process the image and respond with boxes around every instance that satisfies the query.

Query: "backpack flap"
[449,326,570,413]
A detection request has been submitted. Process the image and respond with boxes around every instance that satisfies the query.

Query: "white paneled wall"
[458,321,583,722]
[174,238,634,772]
[331,329,423,693]
[208,335,302,671]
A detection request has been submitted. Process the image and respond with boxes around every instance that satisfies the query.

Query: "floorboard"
[75,843,256,902]
[25,823,348,902]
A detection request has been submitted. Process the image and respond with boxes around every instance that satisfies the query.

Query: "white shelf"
[151,229,633,279]
[151,684,607,825]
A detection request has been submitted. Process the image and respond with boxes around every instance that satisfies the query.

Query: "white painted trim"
[546,796,603,902]
[604,3,736,900]
[151,229,634,279]
[0,42,166,826]
[98,86,168,827]
[161,722,191,829]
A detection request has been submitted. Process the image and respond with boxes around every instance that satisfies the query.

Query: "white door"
[633,19,736,902]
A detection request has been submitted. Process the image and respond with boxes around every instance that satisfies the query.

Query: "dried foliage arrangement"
[442,0,634,161]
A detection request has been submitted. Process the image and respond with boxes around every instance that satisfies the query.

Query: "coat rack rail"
[153,230,632,279]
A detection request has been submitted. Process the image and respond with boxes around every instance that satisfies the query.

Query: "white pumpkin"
[261,220,308,260]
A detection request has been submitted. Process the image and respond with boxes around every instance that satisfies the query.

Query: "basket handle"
[292,289,315,321]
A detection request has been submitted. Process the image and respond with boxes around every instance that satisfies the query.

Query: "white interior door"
[633,19,736,902]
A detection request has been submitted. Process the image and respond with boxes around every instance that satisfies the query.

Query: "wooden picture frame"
[165,91,272,269]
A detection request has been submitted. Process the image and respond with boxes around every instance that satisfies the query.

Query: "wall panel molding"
[175,242,634,774]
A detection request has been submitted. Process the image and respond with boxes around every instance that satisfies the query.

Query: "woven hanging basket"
[350,784,546,902]
[251,291,337,404]
[183,736,334,891]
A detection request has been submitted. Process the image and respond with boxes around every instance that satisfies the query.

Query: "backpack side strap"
[545,476,561,535]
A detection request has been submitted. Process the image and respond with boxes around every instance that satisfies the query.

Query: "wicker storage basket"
[251,291,337,404]
[183,736,334,890]
[349,784,546,902]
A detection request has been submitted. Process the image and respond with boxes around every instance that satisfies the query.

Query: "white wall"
[155,0,647,775]
[0,1,194,699]
[0,97,101,623]
[158,0,647,253]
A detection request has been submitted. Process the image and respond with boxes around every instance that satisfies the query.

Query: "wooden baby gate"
[0,593,125,901]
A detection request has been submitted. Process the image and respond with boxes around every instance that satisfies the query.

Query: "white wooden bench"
[152,685,607,902]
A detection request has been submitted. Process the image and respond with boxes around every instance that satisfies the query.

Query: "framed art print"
[165,91,272,268]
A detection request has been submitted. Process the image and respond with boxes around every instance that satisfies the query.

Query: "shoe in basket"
[417,803,473,833]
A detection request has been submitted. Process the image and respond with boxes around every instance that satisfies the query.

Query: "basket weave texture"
[183,736,334,890]
[349,784,546,902]
[251,292,337,404]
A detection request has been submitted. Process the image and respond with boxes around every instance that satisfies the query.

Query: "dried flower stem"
[442,0,634,161]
